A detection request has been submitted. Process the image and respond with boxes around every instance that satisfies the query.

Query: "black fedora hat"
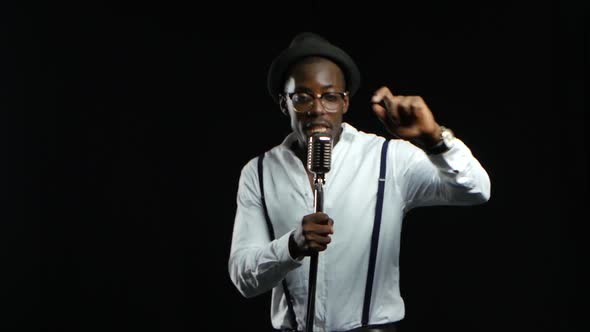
[267,32,361,104]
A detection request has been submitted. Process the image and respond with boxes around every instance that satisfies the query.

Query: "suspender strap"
[258,154,275,238]
[257,154,298,330]
[362,139,390,326]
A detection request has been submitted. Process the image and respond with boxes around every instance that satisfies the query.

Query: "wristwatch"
[424,126,455,155]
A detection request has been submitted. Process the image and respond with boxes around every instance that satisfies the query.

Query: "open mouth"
[305,122,332,136]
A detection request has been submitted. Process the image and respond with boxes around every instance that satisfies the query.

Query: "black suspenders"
[257,139,389,330]
[362,139,389,325]
[257,154,299,330]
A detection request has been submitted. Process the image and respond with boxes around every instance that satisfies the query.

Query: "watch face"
[441,128,455,146]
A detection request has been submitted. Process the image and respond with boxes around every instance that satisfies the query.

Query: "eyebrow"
[294,84,336,93]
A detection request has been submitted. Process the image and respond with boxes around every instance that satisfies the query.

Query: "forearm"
[428,138,491,203]
[228,230,302,298]
[403,138,491,208]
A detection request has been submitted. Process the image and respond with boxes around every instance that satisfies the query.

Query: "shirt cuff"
[427,138,472,174]
[272,230,304,269]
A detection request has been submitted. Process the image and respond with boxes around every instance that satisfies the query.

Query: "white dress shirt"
[229,122,490,332]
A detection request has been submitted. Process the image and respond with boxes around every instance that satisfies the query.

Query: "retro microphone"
[305,132,332,332]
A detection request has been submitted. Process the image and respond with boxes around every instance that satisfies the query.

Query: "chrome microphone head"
[307,133,332,176]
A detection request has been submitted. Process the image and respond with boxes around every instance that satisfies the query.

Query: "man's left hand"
[371,86,442,149]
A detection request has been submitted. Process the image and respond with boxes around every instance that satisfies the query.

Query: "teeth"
[309,127,328,134]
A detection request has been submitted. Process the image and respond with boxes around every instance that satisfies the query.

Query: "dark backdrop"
[8,1,585,331]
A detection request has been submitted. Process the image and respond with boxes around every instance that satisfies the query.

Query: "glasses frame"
[285,91,349,113]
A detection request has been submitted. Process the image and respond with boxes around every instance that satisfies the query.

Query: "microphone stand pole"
[306,173,324,332]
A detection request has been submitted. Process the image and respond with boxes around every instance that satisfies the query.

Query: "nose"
[307,97,326,116]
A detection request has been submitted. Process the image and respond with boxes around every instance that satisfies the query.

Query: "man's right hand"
[289,212,334,259]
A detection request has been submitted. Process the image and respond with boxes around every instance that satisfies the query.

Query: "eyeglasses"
[286,91,348,113]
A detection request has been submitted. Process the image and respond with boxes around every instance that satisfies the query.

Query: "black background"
[7,0,585,331]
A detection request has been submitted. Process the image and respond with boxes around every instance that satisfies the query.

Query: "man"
[228,32,491,332]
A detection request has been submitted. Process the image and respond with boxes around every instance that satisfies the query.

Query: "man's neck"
[290,140,308,168]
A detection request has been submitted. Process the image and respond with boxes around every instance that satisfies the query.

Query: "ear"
[278,94,289,117]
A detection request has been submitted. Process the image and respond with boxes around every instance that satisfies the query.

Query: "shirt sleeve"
[393,138,491,211]
[228,157,303,298]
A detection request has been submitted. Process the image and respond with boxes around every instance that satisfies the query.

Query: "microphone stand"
[306,173,324,332]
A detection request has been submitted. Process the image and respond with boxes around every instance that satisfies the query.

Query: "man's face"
[280,57,349,149]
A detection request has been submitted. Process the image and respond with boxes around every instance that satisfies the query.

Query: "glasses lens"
[291,93,312,112]
[321,92,344,110]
